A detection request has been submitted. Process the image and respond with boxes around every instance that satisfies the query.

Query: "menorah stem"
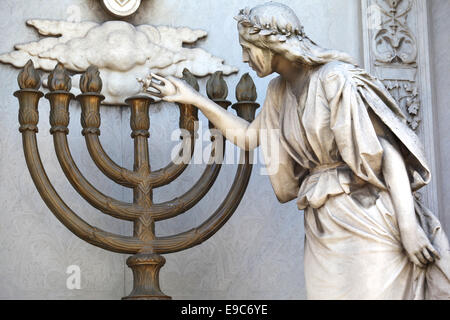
[128,96,152,207]
[123,95,172,300]
[126,96,156,241]
[133,133,151,205]
[122,253,171,300]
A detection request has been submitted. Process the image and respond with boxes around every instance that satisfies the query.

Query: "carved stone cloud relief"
[0,19,238,104]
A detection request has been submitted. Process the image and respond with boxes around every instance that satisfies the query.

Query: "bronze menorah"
[14,60,259,299]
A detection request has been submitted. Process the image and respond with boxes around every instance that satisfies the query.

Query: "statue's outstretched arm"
[149,73,261,151]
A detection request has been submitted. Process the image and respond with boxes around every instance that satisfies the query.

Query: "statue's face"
[239,36,274,78]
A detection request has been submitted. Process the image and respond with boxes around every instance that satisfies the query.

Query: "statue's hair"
[235,2,356,66]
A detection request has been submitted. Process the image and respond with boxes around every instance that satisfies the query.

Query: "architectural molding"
[361,0,439,216]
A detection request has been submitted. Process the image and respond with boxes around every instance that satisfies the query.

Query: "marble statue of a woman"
[148,2,450,299]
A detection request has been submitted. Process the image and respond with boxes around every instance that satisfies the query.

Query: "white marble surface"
[430,0,450,236]
[0,0,365,299]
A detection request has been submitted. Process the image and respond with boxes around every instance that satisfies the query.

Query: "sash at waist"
[297,162,352,210]
[309,162,346,175]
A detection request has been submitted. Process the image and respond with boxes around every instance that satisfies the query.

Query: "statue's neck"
[272,54,314,95]
[282,66,314,102]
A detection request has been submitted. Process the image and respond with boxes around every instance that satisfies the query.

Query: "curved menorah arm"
[151,150,253,254]
[84,133,141,187]
[147,102,198,188]
[78,93,141,188]
[149,135,225,221]
[46,91,145,221]
[147,131,195,188]
[53,132,147,220]
[21,129,144,254]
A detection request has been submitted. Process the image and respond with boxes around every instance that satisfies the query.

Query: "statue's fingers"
[422,248,434,263]
[408,254,423,268]
[150,73,168,85]
[409,255,425,268]
[427,245,441,260]
[148,82,165,94]
[415,251,428,266]
[146,88,163,98]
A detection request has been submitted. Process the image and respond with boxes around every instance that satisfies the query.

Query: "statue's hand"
[147,73,201,106]
[401,225,441,268]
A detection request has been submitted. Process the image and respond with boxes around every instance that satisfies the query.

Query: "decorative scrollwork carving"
[383,80,421,130]
[373,0,417,64]
[367,0,421,131]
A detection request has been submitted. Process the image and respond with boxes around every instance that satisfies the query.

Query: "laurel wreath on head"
[234,7,306,43]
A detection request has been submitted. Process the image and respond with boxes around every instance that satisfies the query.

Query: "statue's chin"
[256,70,273,78]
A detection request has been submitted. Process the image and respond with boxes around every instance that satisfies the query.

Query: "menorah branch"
[79,93,142,188]
[147,132,195,188]
[84,133,142,187]
[152,150,253,254]
[53,132,143,221]
[21,130,144,254]
[149,136,225,221]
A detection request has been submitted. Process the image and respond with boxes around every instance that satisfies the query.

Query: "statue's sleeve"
[259,77,307,203]
[322,68,387,190]
[321,64,431,191]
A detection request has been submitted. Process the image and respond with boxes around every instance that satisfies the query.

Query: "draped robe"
[258,60,450,299]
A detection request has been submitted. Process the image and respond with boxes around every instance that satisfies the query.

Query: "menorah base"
[122,253,172,300]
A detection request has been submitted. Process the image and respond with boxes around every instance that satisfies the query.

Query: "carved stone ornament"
[365,0,420,130]
[363,0,440,217]
[101,0,142,18]
[0,19,238,105]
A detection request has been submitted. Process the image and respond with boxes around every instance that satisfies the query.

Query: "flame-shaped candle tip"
[182,68,199,92]
[48,63,72,92]
[236,73,257,102]
[18,60,41,90]
[80,65,103,93]
[206,71,228,100]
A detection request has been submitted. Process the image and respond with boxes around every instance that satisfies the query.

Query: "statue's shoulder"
[265,76,286,104]
[267,75,285,91]
[316,61,356,82]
